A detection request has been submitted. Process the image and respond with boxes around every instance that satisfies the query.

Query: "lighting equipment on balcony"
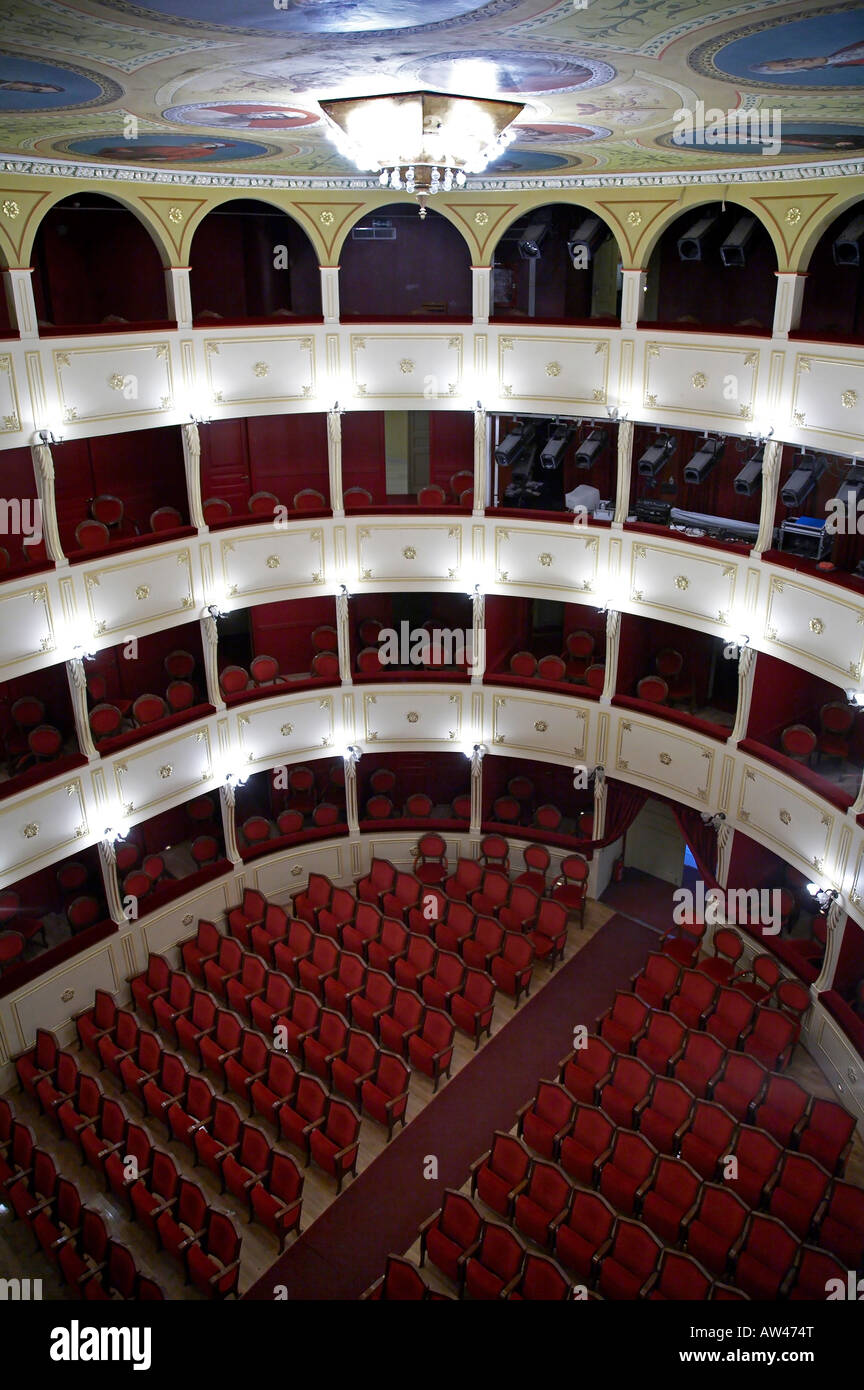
[574,428,609,470]
[734,444,765,497]
[319,90,524,216]
[830,462,864,514]
[518,221,551,260]
[494,421,534,469]
[540,423,574,470]
[567,215,607,267]
[637,432,677,479]
[833,213,864,267]
[781,452,827,509]
[676,211,721,262]
[719,215,757,268]
[683,436,725,486]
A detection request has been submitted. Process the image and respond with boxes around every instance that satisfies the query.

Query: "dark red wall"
[199,412,329,514]
[799,204,864,341]
[53,427,188,549]
[339,206,472,320]
[189,201,321,321]
[250,596,337,675]
[644,203,776,331]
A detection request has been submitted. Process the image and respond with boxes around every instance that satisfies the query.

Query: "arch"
[332,195,474,265]
[641,198,779,334]
[338,201,473,321]
[798,196,864,341]
[188,196,322,324]
[490,200,623,324]
[795,190,864,273]
[24,187,173,270]
[636,194,781,269]
[29,191,172,331]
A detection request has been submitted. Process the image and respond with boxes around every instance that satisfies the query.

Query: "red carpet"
[245,912,656,1301]
[600,869,689,934]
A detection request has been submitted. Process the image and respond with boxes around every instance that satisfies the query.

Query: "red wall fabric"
[429,412,474,493]
[341,412,387,502]
[53,427,188,549]
[799,212,864,341]
[835,918,864,993]
[339,206,472,320]
[645,205,776,331]
[84,621,205,706]
[199,412,329,513]
[747,651,850,749]
[189,202,321,321]
[631,424,763,530]
[250,596,337,675]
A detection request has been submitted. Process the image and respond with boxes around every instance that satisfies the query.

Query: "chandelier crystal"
[319,90,525,215]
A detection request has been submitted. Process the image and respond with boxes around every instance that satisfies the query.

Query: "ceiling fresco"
[0,0,863,182]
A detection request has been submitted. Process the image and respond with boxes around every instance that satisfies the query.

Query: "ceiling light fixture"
[319,90,524,217]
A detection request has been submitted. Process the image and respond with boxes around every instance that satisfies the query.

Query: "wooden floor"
[0,894,616,1301]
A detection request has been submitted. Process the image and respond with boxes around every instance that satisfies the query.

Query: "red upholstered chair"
[733,1213,800,1300]
[451,968,495,1048]
[537,654,566,683]
[533,803,562,831]
[347,969,393,1039]
[492,795,521,824]
[704,986,756,1049]
[797,1098,855,1176]
[129,953,172,1018]
[564,630,595,680]
[330,1029,378,1107]
[250,653,280,686]
[478,834,509,872]
[361,1050,409,1140]
[421,950,465,1014]
[557,1102,613,1187]
[90,493,124,529]
[312,801,341,828]
[417,483,447,507]
[67,896,101,933]
[490,931,534,1003]
[249,1151,304,1250]
[192,1100,242,1180]
[696,926,745,985]
[191,834,219,867]
[649,1249,712,1301]
[597,990,650,1053]
[598,1054,654,1129]
[132,692,166,725]
[641,1156,701,1245]
[445,858,483,903]
[28,724,62,760]
[769,1152,832,1240]
[637,674,668,703]
[817,701,854,762]
[57,861,88,896]
[414,832,447,885]
[276,809,304,837]
[405,792,433,818]
[164,679,194,714]
[671,1031,725,1099]
[631,952,681,1010]
[363,1255,437,1301]
[249,1051,299,1127]
[585,663,605,692]
[176,991,218,1063]
[356,645,383,675]
[742,1004,797,1071]
[559,1033,615,1106]
[712,1052,768,1122]
[89,702,122,743]
[752,1074,811,1147]
[434,900,476,955]
[463,915,503,972]
[668,967,717,1027]
[293,488,325,510]
[469,869,510,918]
[202,936,244,999]
[408,1007,454,1091]
[554,1189,616,1283]
[312,650,340,679]
[655,648,694,708]
[241,815,273,849]
[463,1221,526,1300]
[184,1209,241,1299]
[311,625,339,653]
[343,486,373,508]
[775,978,811,1034]
[816,1180,864,1270]
[365,794,393,821]
[227,890,266,947]
[551,854,588,928]
[596,1218,662,1300]
[377,985,423,1057]
[518,1081,575,1161]
[394,933,436,992]
[11,694,45,731]
[780,723,816,763]
[420,1189,482,1288]
[141,853,166,885]
[728,1124,785,1207]
[598,1129,658,1216]
[298,935,341,1001]
[449,469,473,502]
[278,1072,328,1159]
[789,1246,848,1302]
[219,665,249,697]
[203,497,232,525]
[509,651,537,678]
[150,506,182,531]
[515,844,550,895]
[513,1159,573,1249]
[685,1183,750,1279]
[308,1098,360,1189]
[635,1010,687,1074]
[528,898,569,966]
[639,1077,695,1156]
[248,490,279,516]
[187,793,215,824]
[75,518,109,550]
[471,1132,533,1218]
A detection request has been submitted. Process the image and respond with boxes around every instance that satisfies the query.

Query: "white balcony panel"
[614,716,715,804]
[0,582,56,671]
[628,539,739,627]
[809,1007,864,1123]
[642,341,760,425]
[791,352,864,446]
[497,333,610,407]
[235,694,336,770]
[493,524,600,595]
[763,572,864,687]
[356,522,462,583]
[0,777,89,887]
[349,333,463,399]
[113,727,214,820]
[367,834,466,868]
[5,943,121,1052]
[362,688,464,745]
[141,879,236,962]
[252,841,347,899]
[220,526,327,600]
[0,353,22,435]
[491,691,589,761]
[52,341,175,426]
[203,334,316,408]
[82,547,196,638]
[736,761,835,876]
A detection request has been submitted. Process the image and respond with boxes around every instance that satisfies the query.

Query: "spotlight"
[683,437,724,486]
[494,422,534,469]
[637,432,677,479]
[833,213,864,267]
[518,222,549,260]
[567,215,606,267]
[677,211,720,262]
[781,453,827,510]
[719,215,757,268]
[574,428,609,470]
[734,445,765,497]
[540,424,574,470]
[830,463,864,515]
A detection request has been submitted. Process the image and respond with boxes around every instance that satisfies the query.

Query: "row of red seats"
[0,1096,163,1300]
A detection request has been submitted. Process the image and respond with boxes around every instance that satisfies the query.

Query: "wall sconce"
[71,640,96,662]
[204,602,224,622]
[700,811,726,830]
[465,741,486,762]
[224,768,248,789]
[37,427,63,446]
[467,582,482,599]
[344,744,362,767]
[103,819,129,843]
[733,633,751,650]
[337,582,350,599]
[847,690,864,708]
[806,883,839,912]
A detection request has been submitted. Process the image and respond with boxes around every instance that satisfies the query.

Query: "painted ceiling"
[2,0,864,184]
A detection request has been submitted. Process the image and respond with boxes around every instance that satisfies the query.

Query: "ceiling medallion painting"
[2,0,864,181]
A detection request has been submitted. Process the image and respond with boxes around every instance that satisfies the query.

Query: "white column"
[3,268,38,339]
[67,657,98,760]
[336,586,352,684]
[593,765,607,841]
[601,608,620,702]
[469,746,484,834]
[320,267,340,324]
[716,820,733,888]
[327,407,343,514]
[772,271,807,339]
[470,589,485,684]
[472,406,488,514]
[165,267,192,329]
[182,422,206,530]
[613,418,634,524]
[31,442,65,564]
[729,643,757,744]
[98,838,127,925]
[344,752,360,834]
[619,269,646,330]
[220,783,242,865]
[472,267,491,326]
[201,614,224,710]
[753,438,782,554]
[814,898,848,995]
[852,768,864,817]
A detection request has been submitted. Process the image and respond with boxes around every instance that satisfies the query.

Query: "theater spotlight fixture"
[319,90,524,216]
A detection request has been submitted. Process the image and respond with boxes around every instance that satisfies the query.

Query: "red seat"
[660,918,706,969]
[712,1052,768,1123]
[382,871,422,923]
[471,1131,532,1217]
[597,990,650,1053]
[797,1097,855,1176]
[514,844,550,896]
[249,1150,304,1251]
[414,833,447,885]
[642,1155,701,1244]
[132,692,167,725]
[730,952,781,1004]
[599,1130,658,1216]
[769,1152,833,1239]
[596,1218,662,1300]
[554,1188,616,1283]
[742,1005,798,1071]
[509,650,537,678]
[789,1245,848,1301]
[130,953,172,1019]
[671,1031,725,1098]
[294,487,326,510]
[559,1034,615,1105]
[421,950,465,1013]
[278,1072,327,1158]
[302,1008,349,1082]
[478,834,509,872]
[679,1098,737,1181]
[377,985,423,1055]
[688,1182,750,1278]
[696,926,745,985]
[311,625,339,653]
[704,985,756,1049]
[394,933,436,992]
[273,920,315,980]
[420,1189,483,1287]
[550,854,588,929]
[649,1249,712,1301]
[331,1029,379,1107]
[450,967,495,1047]
[165,679,195,713]
[361,1051,409,1140]
[668,968,717,1028]
[565,629,594,680]
[407,1007,454,1091]
[184,1209,241,1299]
[528,898,569,966]
[75,518,109,550]
[490,931,534,1003]
[308,1097,360,1189]
[463,1221,526,1300]
[323,951,366,1016]
[780,723,816,762]
[514,1159,573,1248]
[497,883,538,934]
[350,969,395,1039]
[635,1010,687,1074]
[518,1081,575,1160]
[559,1103,614,1186]
[637,674,668,704]
[816,1180,864,1270]
[250,1052,299,1127]
[67,896,102,932]
[297,935,340,997]
[191,835,220,867]
[729,1124,785,1207]
[734,1213,800,1300]
[219,665,249,697]
[598,1055,654,1129]
[89,702,122,742]
[817,700,854,761]
[638,1076,695,1155]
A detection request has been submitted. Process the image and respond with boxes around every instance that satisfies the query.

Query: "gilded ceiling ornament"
[406,711,420,723]
[281,723,293,737]
[22,822,38,838]
[534,720,548,732]
[1,200,19,219]
[809,617,825,634]
[690,372,707,390]
[841,390,858,409]
[402,545,416,559]
[474,211,489,226]
[545,361,561,377]
[266,554,280,568]
[674,575,689,590]
[785,207,801,225]
[252,361,270,378]
[399,358,415,374]
[168,207,183,223]
[135,585,150,600]
[627,210,642,226]
[319,210,334,226]
[108,372,126,391]
[539,552,553,567]
[159,765,173,779]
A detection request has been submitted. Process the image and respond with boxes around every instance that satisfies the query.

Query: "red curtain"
[589,780,649,850]
[672,804,719,887]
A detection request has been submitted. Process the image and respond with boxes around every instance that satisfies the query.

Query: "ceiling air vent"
[352,218,396,241]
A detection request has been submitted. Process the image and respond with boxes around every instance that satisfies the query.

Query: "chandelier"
[319,90,525,215]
